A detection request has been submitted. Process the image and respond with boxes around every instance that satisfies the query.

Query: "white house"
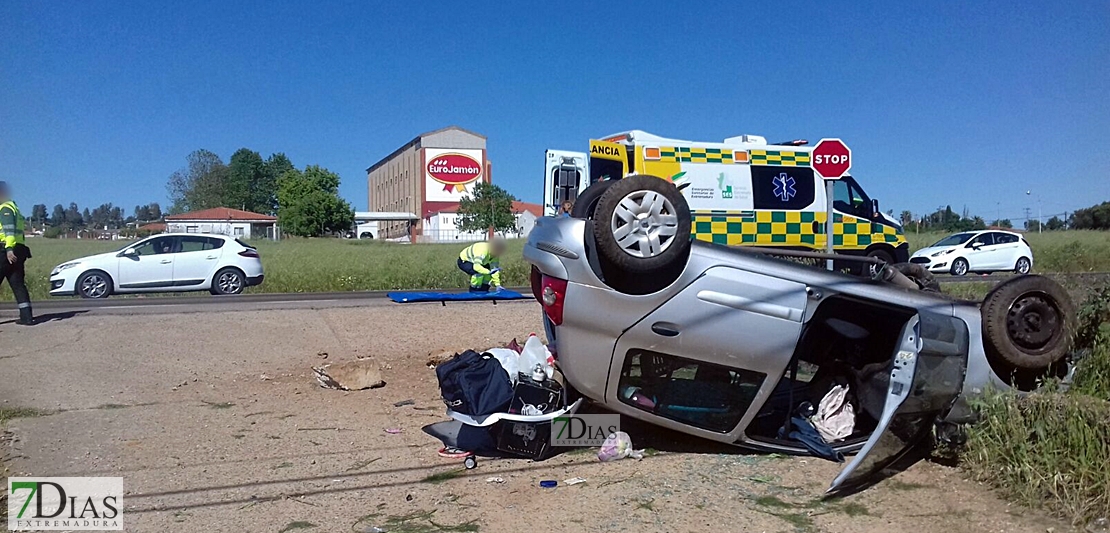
[164,207,277,239]
[419,201,544,242]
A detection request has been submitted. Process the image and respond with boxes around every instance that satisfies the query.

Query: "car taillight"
[540,274,567,326]
[239,249,260,258]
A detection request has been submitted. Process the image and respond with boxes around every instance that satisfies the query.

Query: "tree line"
[27,202,164,235]
[898,199,1110,233]
[166,148,353,237]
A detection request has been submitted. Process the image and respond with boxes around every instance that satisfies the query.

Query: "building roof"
[165,207,276,222]
[138,222,166,231]
[512,201,543,217]
[366,126,486,173]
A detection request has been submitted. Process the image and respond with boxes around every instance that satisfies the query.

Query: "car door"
[827,311,969,493]
[118,236,176,289]
[544,150,587,216]
[962,232,994,270]
[607,266,810,442]
[173,236,223,286]
[989,232,1021,269]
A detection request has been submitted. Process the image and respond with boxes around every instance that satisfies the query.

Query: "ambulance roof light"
[723,134,768,145]
[773,139,809,146]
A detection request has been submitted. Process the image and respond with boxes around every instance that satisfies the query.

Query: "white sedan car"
[50,233,264,298]
[909,230,1033,276]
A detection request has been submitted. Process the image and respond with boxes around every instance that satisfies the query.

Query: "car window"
[179,236,222,252]
[133,236,177,256]
[751,166,815,210]
[832,179,870,218]
[931,233,974,247]
[617,350,765,433]
[994,233,1019,244]
[969,233,994,246]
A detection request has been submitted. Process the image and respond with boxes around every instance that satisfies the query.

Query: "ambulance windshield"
[590,157,624,184]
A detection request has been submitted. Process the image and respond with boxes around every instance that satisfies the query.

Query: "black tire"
[360,232,374,239]
[570,180,617,219]
[76,270,112,299]
[592,175,691,275]
[950,258,970,277]
[981,275,1075,370]
[1014,256,1031,275]
[890,263,941,292]
[211,267,246,295]
[865,248,895,276]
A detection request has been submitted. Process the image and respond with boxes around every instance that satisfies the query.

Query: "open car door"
[544,150,587,216]
[827,311,969,494]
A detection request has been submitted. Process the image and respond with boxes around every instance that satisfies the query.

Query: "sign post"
[811,138,852,270]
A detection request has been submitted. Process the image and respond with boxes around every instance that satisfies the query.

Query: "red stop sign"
[811,138,852,179]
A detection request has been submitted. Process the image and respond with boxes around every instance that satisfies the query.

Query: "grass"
[7,230,1109,301]
[352,510,479,533]
[749,493,874,532]
[420,468,466,484]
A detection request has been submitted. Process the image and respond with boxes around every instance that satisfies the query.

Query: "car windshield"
[932,233,976,247]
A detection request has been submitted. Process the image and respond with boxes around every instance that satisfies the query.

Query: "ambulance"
[543,130,909,265]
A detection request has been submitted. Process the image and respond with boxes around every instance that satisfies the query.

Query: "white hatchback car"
[50,233,264,298]
[910,230,1032,276]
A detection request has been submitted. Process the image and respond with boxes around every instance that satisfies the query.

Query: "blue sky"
[2,0,1107,224]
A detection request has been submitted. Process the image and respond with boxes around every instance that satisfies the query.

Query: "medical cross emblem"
[773,173,796,202]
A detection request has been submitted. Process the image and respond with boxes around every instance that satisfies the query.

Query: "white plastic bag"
[520,334,554,380]
[486,348,520,384]
[597,431,644,462]
[810,384,855,443]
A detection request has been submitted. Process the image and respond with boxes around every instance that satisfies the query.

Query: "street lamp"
[1025,190,1042,233]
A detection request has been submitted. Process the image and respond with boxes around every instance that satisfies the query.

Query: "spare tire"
[592,175,692,274]
[890,263,941,292]
[981,275,1075,370]
[570,180,616,219]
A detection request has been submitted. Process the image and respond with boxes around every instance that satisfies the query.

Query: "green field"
[3,230,1109,302]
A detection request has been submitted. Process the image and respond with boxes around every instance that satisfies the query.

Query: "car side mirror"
[872,199,879,215]
[121,248,138,257]
[970,242,982,250]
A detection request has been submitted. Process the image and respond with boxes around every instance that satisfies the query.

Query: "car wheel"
[890,263,942,292]
[1014,257,1031,275]
[76,270,112,299]
[981,275,1075,370]
[571,179,617,219]
[950,258,969,276]
[592,175,691,274]
[360,232,373,239]
[211,268,245,295]
[865,248,895,277]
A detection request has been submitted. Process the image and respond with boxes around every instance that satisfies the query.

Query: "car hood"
[59,251,119,268]
[910,246,955,258]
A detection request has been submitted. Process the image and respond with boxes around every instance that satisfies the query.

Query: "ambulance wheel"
[981,275,1075,370]
[593,175,691,274]
[571,179,617,219]
[865,248,895,277]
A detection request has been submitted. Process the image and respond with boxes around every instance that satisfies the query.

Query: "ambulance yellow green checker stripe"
[749,150,810,166]
[658,146,739,164]
[691,211,905,249]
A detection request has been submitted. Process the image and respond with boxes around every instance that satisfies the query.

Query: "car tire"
[981,275,1075,370]
[211,267,246,295]
[865,248,895,277]
[890,263,941,292]
[1014,257,1031,275]
[76,270,112,299]
[592,175,691,275]
[360,232,374,239]
[950,258,969,276]
[571,179,617,219]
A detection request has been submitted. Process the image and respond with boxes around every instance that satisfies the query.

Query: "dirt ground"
[0,301,1068,533]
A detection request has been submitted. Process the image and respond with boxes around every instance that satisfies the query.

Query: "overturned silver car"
[524,175,1075,493]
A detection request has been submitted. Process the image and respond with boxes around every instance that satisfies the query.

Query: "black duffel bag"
[436,350,513,417]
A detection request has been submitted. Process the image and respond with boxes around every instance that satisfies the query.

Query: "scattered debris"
[259,374,272,381]
[563,477,587,486]
[393,399,415,407]
[485,476,504,483]
[426,349,455,368]
[313,359,385,391]
[316,351,328,359]
[598,432,644,462]
[345,457,382,472]
[384,427,402,434]
[539,480,557,488]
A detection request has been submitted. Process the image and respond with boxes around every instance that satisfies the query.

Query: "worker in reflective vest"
[457,239,505,292]
[0,181,33,325]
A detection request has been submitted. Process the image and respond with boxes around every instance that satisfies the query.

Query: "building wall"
[166,221,255,238]
[366,127,488,239]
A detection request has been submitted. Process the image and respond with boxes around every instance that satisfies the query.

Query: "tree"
[276,165,354,237]
[1025,219,1042,232]
[1069,201,1110,230]
[65,203,83,229]
[1045,216,1065,231]
[899,210,913,227]
[50,204,65,227]
[259,153,293,215]
[31,204,47,228]
[149,202,162,220]
[227,148,266,212]
[456,182,518,235]
[167,149,230,213]
[990,218,1013,229]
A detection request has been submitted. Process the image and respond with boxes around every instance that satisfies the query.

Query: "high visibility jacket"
[0,200,24,249]
[459,242,499,275]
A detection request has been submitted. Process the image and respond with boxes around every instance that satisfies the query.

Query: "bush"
[963,392,1110,527]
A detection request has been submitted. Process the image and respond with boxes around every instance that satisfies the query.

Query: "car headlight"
[51,262,80,276]
[930,249,953,258]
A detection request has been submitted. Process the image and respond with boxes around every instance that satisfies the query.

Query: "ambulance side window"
[751,167,815,210]
[833,181,870,218]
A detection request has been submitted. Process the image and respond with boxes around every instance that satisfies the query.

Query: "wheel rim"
[609,190,680,258]
[218,272,242,293]
[81,274,107,298]
[954,260,967,275]
[1006,292,1061,351]
[1017,259,1030,274]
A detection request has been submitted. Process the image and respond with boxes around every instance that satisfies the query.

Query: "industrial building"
[366,126,491,240]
